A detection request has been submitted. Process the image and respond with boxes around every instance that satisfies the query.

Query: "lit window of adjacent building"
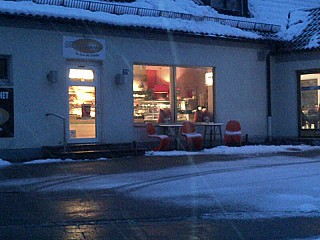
[133,64,214,124]
[0,56,10,84]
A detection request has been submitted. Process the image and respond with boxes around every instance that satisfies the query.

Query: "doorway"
[67,64,99,143]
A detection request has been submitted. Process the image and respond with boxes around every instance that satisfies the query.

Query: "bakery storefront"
[133,65,214,124]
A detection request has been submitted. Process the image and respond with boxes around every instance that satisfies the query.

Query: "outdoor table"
[158,123,183,150]
[194,122,224,147]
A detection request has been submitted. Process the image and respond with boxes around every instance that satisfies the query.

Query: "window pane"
[0,57,8,81]
[226,0,241,12]
[210,0,225,9]
[69,69,94,82]
[208,0,246,16]
[300,74,320,133]
[176,67,213,122]
[133,65,172,123]
[69,86,96,139]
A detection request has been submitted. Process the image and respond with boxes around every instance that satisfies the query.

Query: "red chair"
[146,123,170,151]
[193,110,203,122]
[224,120,242,146]
[181,121,204,151]
[157,108,171,123]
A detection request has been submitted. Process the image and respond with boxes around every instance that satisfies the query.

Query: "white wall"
[0,23,269,149]
[272,52,320,138]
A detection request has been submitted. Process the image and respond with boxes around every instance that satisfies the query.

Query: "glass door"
[67,66,99,143]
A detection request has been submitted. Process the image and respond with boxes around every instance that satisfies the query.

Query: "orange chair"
[181,121,204,151]
[224,120,242,146]
[157,108,171,123]
[146,123,170,151]
[193,110,203,122]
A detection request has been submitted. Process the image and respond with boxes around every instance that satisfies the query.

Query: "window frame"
[133,63,214,124]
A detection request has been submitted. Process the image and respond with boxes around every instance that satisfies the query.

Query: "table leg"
[175,128,180,150]
[218,126,222,145]
[210,126,213,147]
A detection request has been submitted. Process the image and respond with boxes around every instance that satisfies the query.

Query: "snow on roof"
[0,0,320,48]
[284,7,320,51]
[0,0,278,41]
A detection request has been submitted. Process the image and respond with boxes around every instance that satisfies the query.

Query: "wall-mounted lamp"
[47,70,58,83]
[115,69,129,85]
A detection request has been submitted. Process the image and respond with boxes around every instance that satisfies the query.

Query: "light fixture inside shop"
[69,69,94,81]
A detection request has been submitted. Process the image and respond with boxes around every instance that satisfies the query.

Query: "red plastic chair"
[157,108,171,123]
[181,121,203,151]
[224,120,242,146]
[146,123,170,151]
[194,110,203,122]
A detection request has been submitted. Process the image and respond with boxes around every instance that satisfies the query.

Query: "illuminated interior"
[69,69,94,82]
[300,73,320,137]
[69,69,96,140]
[133,65,213,123]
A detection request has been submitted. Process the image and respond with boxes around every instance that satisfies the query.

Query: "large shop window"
[133,65,214,124]
[300,72,320,137]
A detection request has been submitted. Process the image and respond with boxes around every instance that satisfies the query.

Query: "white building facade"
[0,0,320,160]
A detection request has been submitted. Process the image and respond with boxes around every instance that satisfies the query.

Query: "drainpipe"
[266,51,272,142]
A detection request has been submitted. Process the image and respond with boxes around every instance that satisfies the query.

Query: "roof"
[0,0,320,50]
[0,0,281,42]
[284,7,320,51]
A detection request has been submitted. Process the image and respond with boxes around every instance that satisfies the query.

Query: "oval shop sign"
[63,37,105,60]
[71,39,103,53]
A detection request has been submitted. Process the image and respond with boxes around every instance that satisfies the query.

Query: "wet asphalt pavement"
[0,152,320,239]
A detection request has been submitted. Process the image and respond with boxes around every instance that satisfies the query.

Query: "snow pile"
[284,9,311,40]
[0,159,11,167]
[24,157,108,165]
[306,33,320,49]
[146,144,320,156]
[249,0,320,27]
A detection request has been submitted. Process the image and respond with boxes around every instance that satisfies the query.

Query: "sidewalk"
[1,146,320,239]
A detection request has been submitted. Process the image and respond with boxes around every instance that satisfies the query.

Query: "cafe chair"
[194,109,211,122]
[146,122,170,151]
[157,108,171,123]
[193,110,203,122]
[224,120,242,146]
[181,121,204,151]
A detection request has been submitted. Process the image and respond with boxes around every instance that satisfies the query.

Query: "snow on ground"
[0,159,11,167]
[17,144,320,164]
[1,145,320,220]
